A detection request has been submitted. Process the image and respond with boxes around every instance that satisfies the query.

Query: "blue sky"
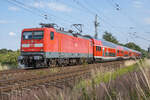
[0,0,150,50]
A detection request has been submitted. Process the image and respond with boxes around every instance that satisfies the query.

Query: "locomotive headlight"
[22,44,30,47]
[34,43,43,47]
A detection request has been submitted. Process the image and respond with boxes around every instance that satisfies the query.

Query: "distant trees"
[0,49,13,54]
[124,42,141,52]
[103,31,119,44]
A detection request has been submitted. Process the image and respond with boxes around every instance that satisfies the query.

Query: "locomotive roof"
[56,29,92,40]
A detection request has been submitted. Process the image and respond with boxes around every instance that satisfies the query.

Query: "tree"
[0,49,20,67]
[124,42,141,52]
[0,49,13,54]
[103,31,119,44]
[125,42,148,57]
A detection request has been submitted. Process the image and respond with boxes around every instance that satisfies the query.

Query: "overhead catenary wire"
[6,0,79,27]
[106,0,150,46]
[45,0,89,24]
[107,0,149,34]
[6,0,44,17]
[73,0,129,39]
[6,0,150,49]
[9,0,129,37]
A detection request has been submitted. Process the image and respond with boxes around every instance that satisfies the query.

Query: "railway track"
[0,65,90,81]
[0,66,89,92]
[0,61,119,80]
[0,60,125,99]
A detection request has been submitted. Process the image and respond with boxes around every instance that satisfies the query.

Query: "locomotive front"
[18,28,45,68]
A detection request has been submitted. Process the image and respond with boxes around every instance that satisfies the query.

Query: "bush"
[0,49,20,67]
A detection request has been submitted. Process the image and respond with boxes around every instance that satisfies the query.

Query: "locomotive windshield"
[23,31,44,40]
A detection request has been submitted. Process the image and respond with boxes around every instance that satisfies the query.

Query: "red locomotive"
[18,24,141,68]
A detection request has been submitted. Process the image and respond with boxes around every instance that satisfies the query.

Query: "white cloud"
[8,6,20,11]
[144,18,150,24]
[0,20,8,24]
[32,1,72,12]
[32,1,45,8]
[47,2,72,12]
[133,1,143,8]
[0,20,15,24]
[9,32,16,36]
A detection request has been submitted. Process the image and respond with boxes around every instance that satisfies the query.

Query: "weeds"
[73,59,150,100]
[0,63,9,70]
[5,59,150,100]
[35,68,60,75]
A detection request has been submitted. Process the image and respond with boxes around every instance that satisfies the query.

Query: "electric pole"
[148,45,150,53]
[94,14,99,39]
[148,45,150,58]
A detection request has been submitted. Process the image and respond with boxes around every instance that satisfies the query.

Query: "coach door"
[102,47,105,56]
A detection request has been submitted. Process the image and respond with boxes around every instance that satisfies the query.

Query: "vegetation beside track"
[76,61,138,89]
[2,59,150,100]
[0,49,19,70]
[71,59,150,100]
[28,59,150,100]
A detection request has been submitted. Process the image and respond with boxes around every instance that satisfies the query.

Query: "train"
[18,24,141,68]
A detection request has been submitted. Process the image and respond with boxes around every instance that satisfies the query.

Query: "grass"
[0,63,18,71]
[76,61,139,89]
[0,63,9,71]
[4,59,150,100]
[35,68,61,75]
[74,59,150,100]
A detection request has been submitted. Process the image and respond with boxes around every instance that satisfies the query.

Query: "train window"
[109,53,111,56]
[23,31,32,40]
[117,50,119,53]
[99,47,101,51]
[23,31,44,40]
[109,53,115,57]
[96,46,101,51]
[105,52,108,56]
[96,46,98,51]
[50,31,54,40]
[113,53,116,57]
[33,31,44,39]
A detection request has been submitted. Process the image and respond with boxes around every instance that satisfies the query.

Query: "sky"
[0,0,150,50]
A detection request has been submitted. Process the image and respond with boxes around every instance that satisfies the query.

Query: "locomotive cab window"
[23,31,43,40]
[33,31,44,39]
[50,31,54,40]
